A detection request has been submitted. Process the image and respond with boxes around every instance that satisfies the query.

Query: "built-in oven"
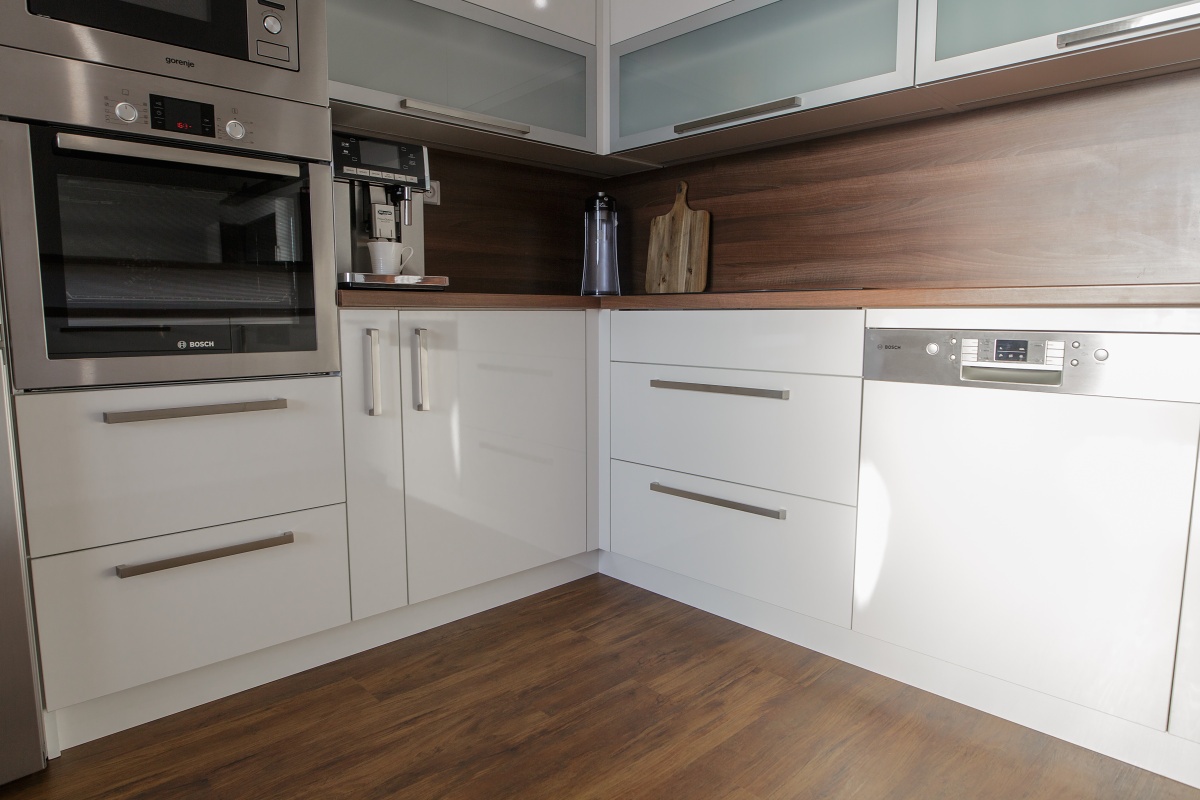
[0,48,337,390]
[0,0,326,107]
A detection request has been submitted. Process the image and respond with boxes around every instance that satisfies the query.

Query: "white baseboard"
[49,552,599,751]
[599,551,1200,790]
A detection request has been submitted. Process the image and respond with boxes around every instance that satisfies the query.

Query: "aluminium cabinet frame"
[609,0,919,153]
[329,0,597,153]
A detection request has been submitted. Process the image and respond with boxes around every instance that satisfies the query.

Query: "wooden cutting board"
[646,181,710,294]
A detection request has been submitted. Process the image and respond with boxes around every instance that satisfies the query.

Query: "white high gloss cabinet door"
[611,362,862,506]
[340,311,408,620]
[1169,462,1200,743]
[854,380,1198,729]
[17,377,346,557]
[399,311,587,603]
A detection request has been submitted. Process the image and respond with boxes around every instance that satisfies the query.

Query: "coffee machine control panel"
[333,133,429,190]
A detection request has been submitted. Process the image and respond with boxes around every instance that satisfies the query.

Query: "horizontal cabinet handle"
[1058,2,1200,48]
[650,482,786,520]
[398,97,532,135]
[650,379,789,400]
[115,532,295,579]
[103,398,288,424]
[674,96,801,134]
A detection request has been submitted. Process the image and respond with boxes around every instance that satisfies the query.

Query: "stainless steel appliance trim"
[649,379,790,400]
[673,96,803,134]
[0,0,328,107]
[398,97,532,135]
[102,398,288,424]
[414,327,430,411]
[1057,2,1200,48]
[56,132,300,177]
[650,481,787,520]
[338,273,449,289]
[366,328,382,417]
[114,532,295,579]
[0,119,340,390]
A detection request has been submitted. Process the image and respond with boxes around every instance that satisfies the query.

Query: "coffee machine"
[333,131,448,288]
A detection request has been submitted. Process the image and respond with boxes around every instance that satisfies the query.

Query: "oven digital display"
[150,95,215,138]
[995,339,1029,362]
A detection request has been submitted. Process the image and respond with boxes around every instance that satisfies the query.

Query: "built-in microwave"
[0,0,327,107]
[0,49,338,390]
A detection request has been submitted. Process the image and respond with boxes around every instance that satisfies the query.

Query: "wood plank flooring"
[3,575,1197,800]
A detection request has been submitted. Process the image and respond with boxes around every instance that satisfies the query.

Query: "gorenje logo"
[165,57,196,68]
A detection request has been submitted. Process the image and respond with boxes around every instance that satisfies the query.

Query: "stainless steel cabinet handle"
[366,328,383,417]
[674,96,801,134]
[650,482,787,520]
[414,327,430,411]
[103,398,288,424]
[650,379,790,400]
[56,133,301,177]
[115,532,295,579]
[1058,2,1200,47]
[398,98,532,136]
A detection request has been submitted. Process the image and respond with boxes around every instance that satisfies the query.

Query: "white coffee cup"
[367,240,414,275]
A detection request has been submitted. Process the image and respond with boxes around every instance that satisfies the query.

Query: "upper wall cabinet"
[917,0,1200,107]
[327,0,596,152]
[611,0,919,153]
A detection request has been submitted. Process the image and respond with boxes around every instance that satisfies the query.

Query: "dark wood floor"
[3,575,1198,800]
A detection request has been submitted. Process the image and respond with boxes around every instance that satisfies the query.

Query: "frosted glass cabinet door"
[611,0,917,151]
[916,0,1200,84]
[328,0,595,150]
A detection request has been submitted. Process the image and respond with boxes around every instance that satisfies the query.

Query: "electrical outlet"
[424,179,441,206]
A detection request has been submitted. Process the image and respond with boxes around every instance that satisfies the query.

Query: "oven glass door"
[25,0,247,60]
[29,126,317,361]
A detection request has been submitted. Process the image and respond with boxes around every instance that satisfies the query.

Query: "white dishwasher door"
[854,379,1199,729]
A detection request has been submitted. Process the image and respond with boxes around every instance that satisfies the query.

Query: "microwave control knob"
[114,102,139,123]
[263,15,283,35]
[225,120,246,140]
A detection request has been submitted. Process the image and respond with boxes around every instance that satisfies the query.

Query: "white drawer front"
[18,376,346,557]
[32,504,351,710]
[610,461,855,626]
[611,362,861,505]
[610,310,865,375]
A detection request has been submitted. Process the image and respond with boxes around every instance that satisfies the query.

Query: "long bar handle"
[414,328,430,411]
[1058,2,1200,47]
[56,133,301,177]
[650,379,789,400]
[399,98,532,136]
[115,532,295,579]
[674,96,801,134]
[103,398,288,424]
[650,482,786,520]
[366,328,383,417]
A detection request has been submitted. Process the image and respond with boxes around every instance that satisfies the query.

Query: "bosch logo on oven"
[177,340,216,350]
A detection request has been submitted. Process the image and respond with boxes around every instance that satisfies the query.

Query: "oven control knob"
[263,15,283,35]
[114,102,139,123]
[1095,349,1109,362]
[225,120,246,140]
[925,342,940,355]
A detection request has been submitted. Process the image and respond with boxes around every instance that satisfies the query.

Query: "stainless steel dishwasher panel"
[855,327,1200,731]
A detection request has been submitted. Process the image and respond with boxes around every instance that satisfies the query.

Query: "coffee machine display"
[333,132,448,289]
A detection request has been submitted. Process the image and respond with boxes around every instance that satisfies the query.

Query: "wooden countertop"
[338,284,1200,310]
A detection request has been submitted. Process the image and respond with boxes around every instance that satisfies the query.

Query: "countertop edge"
[337,285,1200,310]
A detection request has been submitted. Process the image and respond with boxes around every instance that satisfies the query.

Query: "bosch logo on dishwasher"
[177,340,216,350]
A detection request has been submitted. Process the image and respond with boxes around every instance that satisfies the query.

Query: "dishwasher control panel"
[864,328,1200,402]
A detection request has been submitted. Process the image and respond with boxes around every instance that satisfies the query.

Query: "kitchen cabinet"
[607,309,864,625]
[327,0,596,152]
[610,0,918,153]
[916,0,1200,108]
[468,0,596,43]
[610,0,733,44]
[32,504,351,710]
[1170,463,1200,744]
[15,376,346,558]
[397,310,587,603]
[340,310,409,621]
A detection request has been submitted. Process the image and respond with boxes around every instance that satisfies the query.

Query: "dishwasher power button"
[925,343,940,355]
